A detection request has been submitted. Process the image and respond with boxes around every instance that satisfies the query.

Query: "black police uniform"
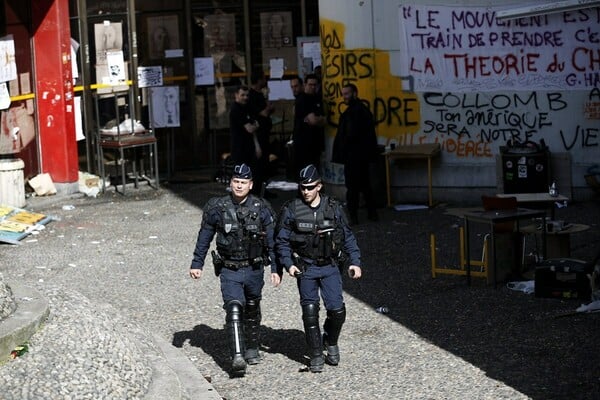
[275,165,361,372]
[190,165,277,375]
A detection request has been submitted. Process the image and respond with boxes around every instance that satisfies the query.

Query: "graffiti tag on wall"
[320,19,420,140]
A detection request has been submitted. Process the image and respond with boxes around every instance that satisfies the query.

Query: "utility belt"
[300,255,334,267]
[212,250,262,276]
[223,257,263,271]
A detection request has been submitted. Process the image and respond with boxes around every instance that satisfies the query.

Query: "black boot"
[244,299,261,365]
[302,303,324,372]
[323,305,346,366]
[225,301,246,376]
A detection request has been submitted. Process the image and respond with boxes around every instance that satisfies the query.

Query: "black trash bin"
[500,141,550,194]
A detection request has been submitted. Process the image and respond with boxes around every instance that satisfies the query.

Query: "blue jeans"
[296,264,344,310]
[220,267,265,307]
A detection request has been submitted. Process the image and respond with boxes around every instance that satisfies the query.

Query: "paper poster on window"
[302,42,321,65]
[71,38,80,84]
[203,13,236,54]
[137,66,163,88]
[194,57,215,86]
[0,35,17,82]
[261,12,293,49]
[269,58,285,79]
[268,80,294,101]
[94,22,123,65]
[150,86,180,128]
[0,83,10,110]
[74,96,85,141]
[146,15,180,60]
[106,50,126,84]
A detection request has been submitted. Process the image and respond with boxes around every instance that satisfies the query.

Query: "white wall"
[319,0,600,201]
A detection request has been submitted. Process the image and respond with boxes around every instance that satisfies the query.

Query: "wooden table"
[496,192,569,219]
[99,134,159,194]
[384,143,441,207]
[463,207,546,287]
[521,222,589,259]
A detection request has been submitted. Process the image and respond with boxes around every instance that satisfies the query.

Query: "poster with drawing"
[203,13,236,55]
[150,86,180,128]
[260,12,293,49]
[146,15,180,60]
[0,35,17,83]
[94,22,123,65]
[0,104,36,155]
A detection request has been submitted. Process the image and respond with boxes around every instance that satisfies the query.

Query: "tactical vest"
[289,196,344,262]
[215,196,265,262]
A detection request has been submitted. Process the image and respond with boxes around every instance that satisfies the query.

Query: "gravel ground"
[0,181,599,399]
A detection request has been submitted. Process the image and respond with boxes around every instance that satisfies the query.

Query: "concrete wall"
[319,0,599,203]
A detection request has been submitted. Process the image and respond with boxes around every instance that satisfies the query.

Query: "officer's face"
[300,181,321,204]
[230,177,253,200]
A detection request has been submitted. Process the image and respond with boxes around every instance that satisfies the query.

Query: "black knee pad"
[302,303,320,326]
[245,298,261,319]
[323,305,346,345]
[327,305,346,325]
[226,300,243,323]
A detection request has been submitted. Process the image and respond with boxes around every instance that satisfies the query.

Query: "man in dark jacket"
[332,83,379,224]
[229,85,260,171]
[248,69,274,194]
[292,74,326,176]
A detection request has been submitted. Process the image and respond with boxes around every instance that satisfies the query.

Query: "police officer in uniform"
[275,164,362,372]
[189,164,281,376]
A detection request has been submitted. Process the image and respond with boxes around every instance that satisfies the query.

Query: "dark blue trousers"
[220,267,265,307]
[296,264,344,310]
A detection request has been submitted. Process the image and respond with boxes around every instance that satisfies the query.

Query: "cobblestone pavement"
[1,180,599,399]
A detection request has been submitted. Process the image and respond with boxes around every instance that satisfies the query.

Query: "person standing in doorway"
[248,68,274,195]
[189,164,281,376]
[332,83,379,225]
[229,85,261,183]
[275,164,362,373]
[292,74,326,176]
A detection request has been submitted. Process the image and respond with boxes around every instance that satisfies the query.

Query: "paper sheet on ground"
[394,204,428,211]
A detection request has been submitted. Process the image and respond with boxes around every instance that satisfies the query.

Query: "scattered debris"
[28,173,57,196]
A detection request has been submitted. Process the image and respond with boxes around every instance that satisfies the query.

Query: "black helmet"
[232,164,253,179]
[299,164,320,184]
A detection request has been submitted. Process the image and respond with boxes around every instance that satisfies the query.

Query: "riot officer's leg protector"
[244,298,261,364]
[225,300,246,375]
[302,303,324,372]
[323,305,346,365]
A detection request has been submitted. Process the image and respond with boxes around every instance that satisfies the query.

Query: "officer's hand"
[288,265,301,277]
[270,272,281,287]
[348,265,361,279]
[190,269,203,279]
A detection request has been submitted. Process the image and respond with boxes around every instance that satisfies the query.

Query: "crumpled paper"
[506,280,535,294]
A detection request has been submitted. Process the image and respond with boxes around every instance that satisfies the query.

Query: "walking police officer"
[189,164,281,376]
[275,164,362,372]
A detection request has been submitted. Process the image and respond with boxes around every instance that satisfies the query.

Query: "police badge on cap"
[232,164,253,179]
[299,164,321,184]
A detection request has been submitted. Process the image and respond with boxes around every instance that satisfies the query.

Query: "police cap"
[232,164,253,179]
[299,164,321,184]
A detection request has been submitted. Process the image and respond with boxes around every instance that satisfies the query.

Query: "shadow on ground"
[164,178,600,400]
[172,324,306,374]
